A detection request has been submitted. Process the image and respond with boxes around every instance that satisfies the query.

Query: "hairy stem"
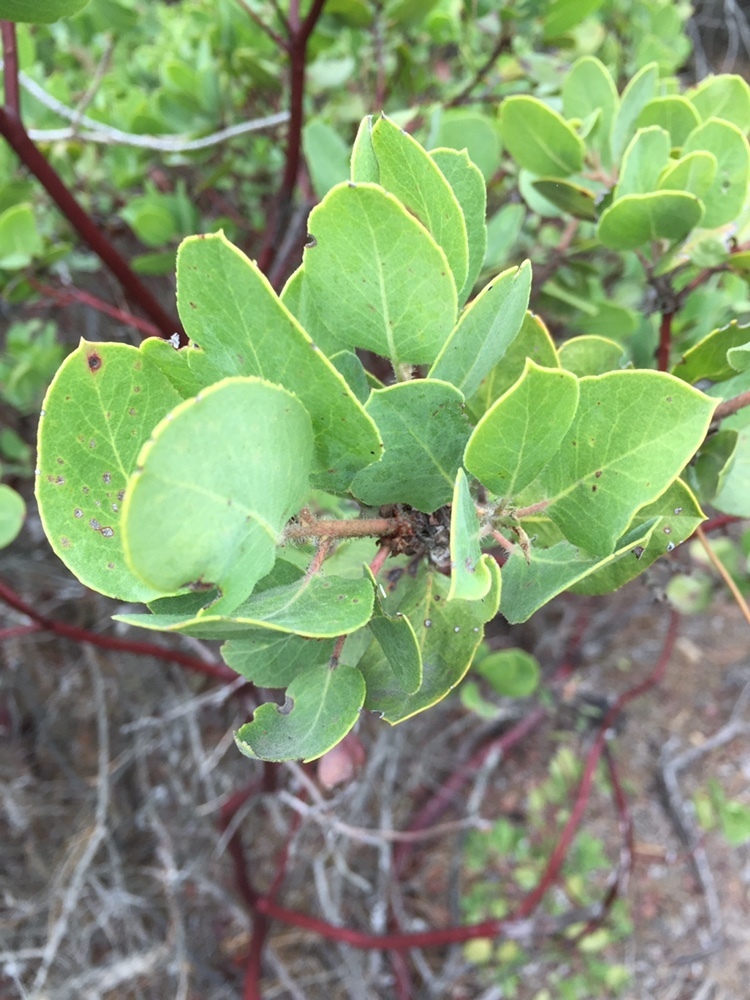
[713,387,750,422]
[285,515,404,541]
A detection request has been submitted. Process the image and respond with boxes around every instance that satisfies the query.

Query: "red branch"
[0,578,236,683]
[656,309,673,372]
[0,22,183,342]
[28,280,163,338]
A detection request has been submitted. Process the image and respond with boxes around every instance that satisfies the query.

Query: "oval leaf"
[0,484,25,548]
[0,0,90,22]
[683,118,750,228]
[121,378,313,615]
[499,96,584,177]
[234,664,366,762]
[597,191,704,250]
[447,468,493,602]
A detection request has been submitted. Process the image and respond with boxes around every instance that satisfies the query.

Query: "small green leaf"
[302,183,457,367]
[562,56,618,164]
[709,370,750,516]
[683,118,750,228]
[570,479,705,595]
[467,312,560,420]
[534,371,716,555]
[122,378,313,615]
[531,179,597,221]
[328,350,370,404]
[350,115,379,182]
[558,336,626,376]
[176,232,382,492]
[36,340,183,602]
[429,262,532,398]
[543,0,604,38]
[0,484,25,548]
[370,114,469,296]
[0,203,43,269]
[636,97,700,147]
[351,379,471,513]
[657,150,718,201]
[728,343,750,372]
[303,119,351,198]
[500,522,653,623]
[611,62,658,162]
[615,127,671,198]
[465,360,579,499]
[672,319,750,384]
[597,191,704,250]
[0,0,90,22]
[359,560,501,723]
[689,74,750,131]
[365,565,422,694]
[234,664,366,762]
[499,96,585,177]
[683,431,738,504]
[138,337,206,399]
[476,648,540,697]
[484,203,525,271]
[222,633,335,687]
[430,110,502,181]
[447,469,493,602]
[429,146,487,303]
[117,571,374,639]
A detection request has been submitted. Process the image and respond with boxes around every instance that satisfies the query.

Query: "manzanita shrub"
[35,114,723,763]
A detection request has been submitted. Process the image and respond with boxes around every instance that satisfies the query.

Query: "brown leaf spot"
[87,351,102,372]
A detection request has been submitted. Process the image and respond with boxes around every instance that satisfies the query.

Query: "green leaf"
[558,336,626,376]
[683,118,750,228]
[447,469,493,602]
[465,360,580,499]
[543,0,604,38]
[689,74,750,132]
[636,97,700,147]
[671,319,750,384]
[176,232,382,492]
[500,522,654,623]
[0,484,25,548]
[683,431,738,504]
[429,146,487,303]
[428,262,532,398]
[570,479,705,595]
[430,110,502,181]
[562,56,618,164]
[533,371,716,555]
[121,378,313,615]
[234,664,366,762]
[0,203,43,269]
[499,96,585,177]
[302,183,457,367]
[116,571,375,639]
[328,350,370,404]
[615,127,671,199]
[484,203,525,271]
[365,565,422,695]
[531,179,597,221]
[36,340,183,602]
[0,0,90,22]
[728,343,750,372]
[370,114,469,296]
[278,264,344,358]
[222,633,335,687]
[476,648,540,697]
[597,191,704,250]
[138,337,206,399]
[359,561,501,723]
[709,370,750,516]
[657,150,717,201]
[350,115,379,182]
[303,119,351,198]
[611,62,658,162]
[120,194,177,248]
[350,380,470,512]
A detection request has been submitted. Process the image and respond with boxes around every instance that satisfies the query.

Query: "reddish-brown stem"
[713,388,750,422]
[0,22,182,342]
[0,623,43,641]
[29,280,163,338]
[513,499,551,519]
[257,0,327,277]
[0,578,236,683]
[656,309,673,371]
[446,29,509,107]
[369,542,391,577]
[1,21,20,114]
[699,514,742,535]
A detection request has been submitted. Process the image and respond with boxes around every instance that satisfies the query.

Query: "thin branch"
[0,577,236,683]
[656,308,674,372]
[713,387,750,422]
[446,29,509,108]
[29,279,163,338]
[284,514,404,541]
[1,20,20,114]
[0,59,289,150]
[695,524,750,626]
[233,0,288,48]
